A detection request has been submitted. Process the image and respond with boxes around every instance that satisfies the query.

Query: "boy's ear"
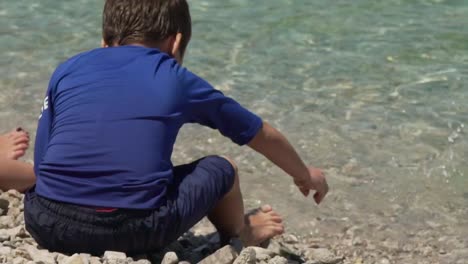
[169,33,184,64]
[101,39,109,48]
[171,33,183,56]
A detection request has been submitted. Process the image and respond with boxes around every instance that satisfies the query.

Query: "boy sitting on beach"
[25,0,328,255]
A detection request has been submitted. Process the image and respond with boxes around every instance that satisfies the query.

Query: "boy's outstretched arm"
[248,122,329,204]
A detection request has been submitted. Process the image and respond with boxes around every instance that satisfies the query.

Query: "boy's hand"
[294,167,329,204]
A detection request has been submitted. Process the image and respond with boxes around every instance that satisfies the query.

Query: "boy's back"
[34,45,262,209]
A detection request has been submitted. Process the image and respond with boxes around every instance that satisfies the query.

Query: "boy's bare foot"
[0,129,29,160]
[240,205,284,247]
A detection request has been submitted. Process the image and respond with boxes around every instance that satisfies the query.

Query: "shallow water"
[1,0,467,261]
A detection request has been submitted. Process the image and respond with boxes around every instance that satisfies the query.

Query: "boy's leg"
[206,156,284,246]
[0,159,35,192]
[0,129,35,192]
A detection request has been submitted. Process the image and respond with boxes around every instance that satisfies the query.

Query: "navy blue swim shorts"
[24,155,235,255]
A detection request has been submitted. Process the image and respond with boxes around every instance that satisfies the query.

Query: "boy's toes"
[14,136,29,145]
[14,143,29,151]
[8,130,28,140]
[273,224,285,235]
[261,205,273,212]
[8,149,25,160]
[270,215,283,223]
[14,135,29,144]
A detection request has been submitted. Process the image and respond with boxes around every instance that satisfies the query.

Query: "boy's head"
[102,0,191,64]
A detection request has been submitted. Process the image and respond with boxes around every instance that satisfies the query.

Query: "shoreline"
[1,189,464,264]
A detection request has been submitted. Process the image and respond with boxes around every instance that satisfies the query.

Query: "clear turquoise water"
[1,0,467,256]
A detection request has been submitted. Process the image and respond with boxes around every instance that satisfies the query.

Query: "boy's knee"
[219,155,238,176]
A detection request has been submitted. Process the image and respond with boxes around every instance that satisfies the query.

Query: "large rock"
[198,245,238,264]
[233,247,256,264]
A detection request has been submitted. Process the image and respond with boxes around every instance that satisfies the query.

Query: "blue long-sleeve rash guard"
[34,46,262,209]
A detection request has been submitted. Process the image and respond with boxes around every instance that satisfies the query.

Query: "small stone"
[56,254,68,264]
[7,189,22,199]
[63,254,85,264]
[352,237,365,246]
[268,256,288,264]
[0,215,14,228]
[103,251,126,264]
[304,248,343,264]
[89,257,102,264]
[16,226,30,238]
[8,207,21,218]
[0,198,9,211]
[198,245,238,264]
[251,247,275,261]
[0,246,12,255]
[24,245,56,264]
[233,247,256,264]
[282,234,299,244]
[161,252,178,264]
[421,246,432,257]
[0,233,10,242]
[12,257,28,264]
[379,258,390,264]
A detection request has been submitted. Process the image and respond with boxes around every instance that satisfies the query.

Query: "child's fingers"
[313,192,321,204]
[298,186,309,197]
[314,190,326,204]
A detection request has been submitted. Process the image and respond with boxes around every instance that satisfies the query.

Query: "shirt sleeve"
[177,66,263,145]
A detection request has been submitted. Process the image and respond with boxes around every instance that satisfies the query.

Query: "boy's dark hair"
[103,0,191,54]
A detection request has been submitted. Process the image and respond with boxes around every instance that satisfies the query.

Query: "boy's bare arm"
[247,122,329,204]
